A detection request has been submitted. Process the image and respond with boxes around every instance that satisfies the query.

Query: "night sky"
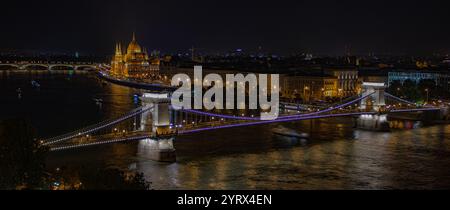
[1,0,449,55]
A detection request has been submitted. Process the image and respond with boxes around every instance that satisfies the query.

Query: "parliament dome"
[127,33,142,53]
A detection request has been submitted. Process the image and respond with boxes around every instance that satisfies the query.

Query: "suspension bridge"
[40,82,444,162]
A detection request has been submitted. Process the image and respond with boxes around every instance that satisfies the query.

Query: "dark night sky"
[1,0,449,55]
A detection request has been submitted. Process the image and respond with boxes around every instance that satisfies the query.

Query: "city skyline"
[1,0,450,55]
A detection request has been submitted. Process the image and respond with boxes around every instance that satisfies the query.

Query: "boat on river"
[272,126,309,139]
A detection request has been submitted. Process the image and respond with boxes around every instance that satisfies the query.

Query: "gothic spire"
[115,42,122,56]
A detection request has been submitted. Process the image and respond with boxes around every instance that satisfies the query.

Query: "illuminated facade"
[323,67,360,97]
[111,33,160,78]
[280,74,338,102]
[388,70,450,92]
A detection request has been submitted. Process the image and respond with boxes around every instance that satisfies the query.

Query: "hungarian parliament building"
[110,33,160,78]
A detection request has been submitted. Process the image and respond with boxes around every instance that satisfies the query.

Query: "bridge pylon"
[139,92,176,162]
[357,82,390,131]
[359,82,386,112]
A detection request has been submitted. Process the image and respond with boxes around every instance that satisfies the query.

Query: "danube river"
[2,71,450,189]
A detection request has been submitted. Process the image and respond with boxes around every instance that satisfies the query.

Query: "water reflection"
[390,120,423,129]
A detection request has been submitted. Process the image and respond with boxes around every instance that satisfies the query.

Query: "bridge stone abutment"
[139,92,176,162]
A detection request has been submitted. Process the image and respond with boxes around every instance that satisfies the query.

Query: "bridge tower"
[359,82,386,111]
[138,92,176,162]
[357,82,390,131]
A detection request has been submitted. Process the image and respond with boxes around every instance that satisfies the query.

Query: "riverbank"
[98,71,175,92]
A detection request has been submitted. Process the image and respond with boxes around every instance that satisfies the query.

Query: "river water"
[1,71,450,189]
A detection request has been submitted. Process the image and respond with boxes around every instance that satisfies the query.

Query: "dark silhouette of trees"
[78,168,150,190]
[418,79,437,101]
[388,80,403,96]
[0,119,151,190]
[401,79,421,102]
[0,119,48,189]
[388,79,442,103]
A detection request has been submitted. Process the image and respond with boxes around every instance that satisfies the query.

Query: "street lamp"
[425,88,429,104]
[321,88,325,100]
[304,86,309,103]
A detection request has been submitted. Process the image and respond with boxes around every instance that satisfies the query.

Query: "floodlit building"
[111,33,159,78]
[388,70,450,92]
[322,67,360,97]
[280,74,338,102]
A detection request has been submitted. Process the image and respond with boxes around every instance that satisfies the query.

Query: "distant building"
[280,73,338,102]
[322,67,360,97]
[111,33,159,78]
[388,70,450,92]
[388,71,439,85]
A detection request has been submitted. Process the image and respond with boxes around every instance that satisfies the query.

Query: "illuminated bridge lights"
[50,135,152,152]
[42,105,153,146]
[179,112,378,135]
[45,91,443,152]
[178,92,376,121]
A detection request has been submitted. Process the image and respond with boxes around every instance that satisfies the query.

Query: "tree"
[0,119,151,190]
[77,167,150,190]
[388,80,403,97]
[49,166,151,190]
[402,79,422,102]
[0,119,49,189]
[418,79,437,101]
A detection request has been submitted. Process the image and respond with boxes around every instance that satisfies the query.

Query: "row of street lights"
[301,86,343,102]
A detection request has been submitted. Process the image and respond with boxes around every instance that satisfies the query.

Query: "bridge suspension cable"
[281,94,359,111]
[384,92,417,106]
[50,102,443,152]
[50,111,378,151]
[177,92,375,121]
[177,91,437,135]
[179,111,378,135]
[389,107,441,113]
[49,134,152,152]
[42,105,153,146]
